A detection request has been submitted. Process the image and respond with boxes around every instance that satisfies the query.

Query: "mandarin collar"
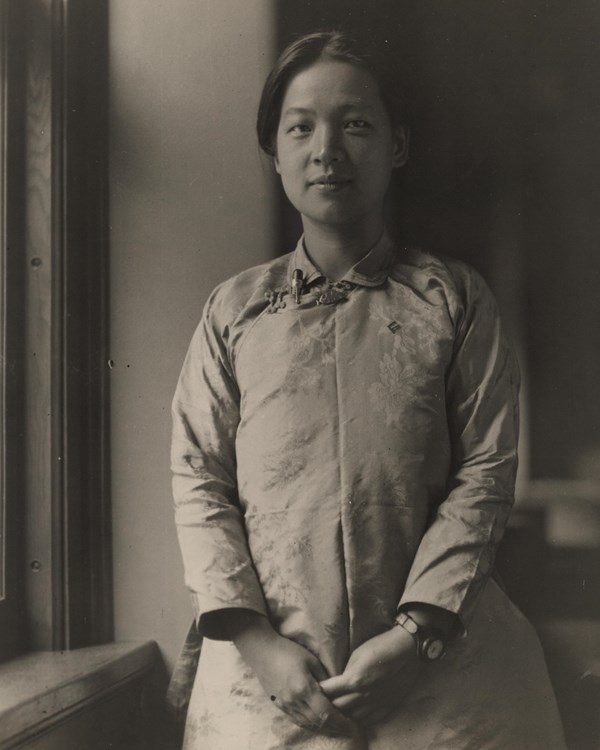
[287,232,397,289]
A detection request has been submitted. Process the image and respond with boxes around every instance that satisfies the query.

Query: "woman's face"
[274,59,407,233]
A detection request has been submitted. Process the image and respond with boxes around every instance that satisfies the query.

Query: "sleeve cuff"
[191,594,269,641]
[398,590,470,637]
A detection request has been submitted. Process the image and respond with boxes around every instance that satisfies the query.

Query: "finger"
[274,699,323,733]
[306,690,355,736]
[332,696,378,724]
[306,654,329,682]
[313,708,354,736]
[319,674,353,698]
[348,703,375,722]
[360,706,395,727]
[332,692,363,711]
[272,682,349,736]
[297,705,349,736]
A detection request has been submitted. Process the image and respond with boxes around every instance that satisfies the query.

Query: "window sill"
[0,641,159,750]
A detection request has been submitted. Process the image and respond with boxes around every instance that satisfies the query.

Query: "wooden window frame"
[0,0,111,659]
[0,0,27,662]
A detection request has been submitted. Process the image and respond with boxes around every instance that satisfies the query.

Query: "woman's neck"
[301,218,384,282]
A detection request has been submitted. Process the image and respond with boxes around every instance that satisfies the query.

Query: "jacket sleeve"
[171,288,268,639]
[398,264,520,628]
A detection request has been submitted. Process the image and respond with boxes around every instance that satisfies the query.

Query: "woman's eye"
[345,120,370,131]
[288,124,311,135]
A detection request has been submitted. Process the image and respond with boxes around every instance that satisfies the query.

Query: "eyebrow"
[280,103,371,118]
[280,107,314,117]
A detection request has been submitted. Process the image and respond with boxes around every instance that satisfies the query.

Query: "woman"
[171,30,566,749]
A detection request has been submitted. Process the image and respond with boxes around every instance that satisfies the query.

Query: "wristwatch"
[394,612,447,661]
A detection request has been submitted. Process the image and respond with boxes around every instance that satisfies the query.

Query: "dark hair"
[256,30,409,156]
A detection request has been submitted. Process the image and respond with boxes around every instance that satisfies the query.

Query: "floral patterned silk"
[171,234,565,749]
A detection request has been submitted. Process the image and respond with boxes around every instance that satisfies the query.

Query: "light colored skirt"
[183,580,566,750]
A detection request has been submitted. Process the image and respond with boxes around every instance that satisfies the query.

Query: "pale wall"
[109,0,276,670]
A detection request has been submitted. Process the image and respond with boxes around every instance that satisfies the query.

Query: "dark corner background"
[277,0,600,483]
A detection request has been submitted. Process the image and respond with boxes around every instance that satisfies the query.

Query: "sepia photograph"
[0,1,599,748]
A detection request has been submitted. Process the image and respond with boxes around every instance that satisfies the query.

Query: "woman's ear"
[391,125,410,168]
[273,153,281,175]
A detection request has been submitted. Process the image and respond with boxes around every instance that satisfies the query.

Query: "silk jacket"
[171,234,565,749]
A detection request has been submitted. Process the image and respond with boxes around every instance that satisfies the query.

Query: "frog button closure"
[316,281,357,306]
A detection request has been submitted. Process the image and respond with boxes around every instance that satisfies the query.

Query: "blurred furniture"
[497,481,600,750]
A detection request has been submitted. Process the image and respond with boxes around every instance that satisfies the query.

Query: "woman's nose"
[312,127,344,165]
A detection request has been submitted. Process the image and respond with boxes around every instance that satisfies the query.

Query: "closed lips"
[310,178,352,189]
[311,176,351,184]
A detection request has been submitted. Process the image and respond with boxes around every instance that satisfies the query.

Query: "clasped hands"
[320,625,423,731]
[224,610,423,736]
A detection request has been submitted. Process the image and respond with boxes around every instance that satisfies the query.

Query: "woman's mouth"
[310,179,352,192]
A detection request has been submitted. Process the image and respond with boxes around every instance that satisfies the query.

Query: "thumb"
[319,674,351,698]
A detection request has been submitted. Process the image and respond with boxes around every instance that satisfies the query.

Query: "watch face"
[423,637,445,661]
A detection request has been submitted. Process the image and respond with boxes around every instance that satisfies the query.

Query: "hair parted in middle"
[256,29,411,157]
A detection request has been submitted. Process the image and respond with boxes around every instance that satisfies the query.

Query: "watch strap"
[395,611,447,661]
